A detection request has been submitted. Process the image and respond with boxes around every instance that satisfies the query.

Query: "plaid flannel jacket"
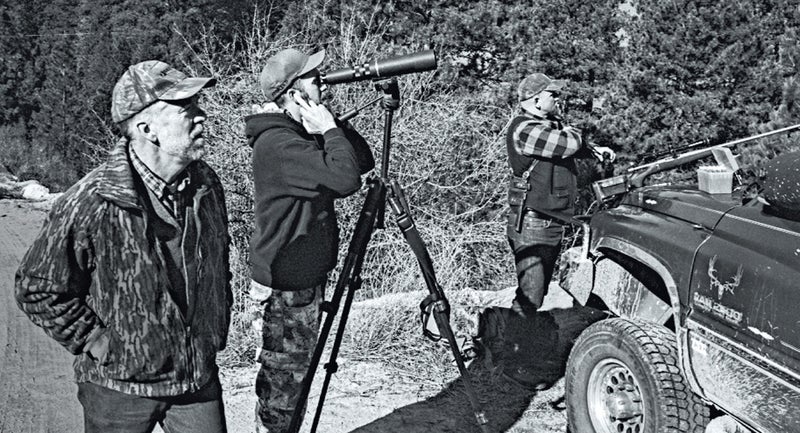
[511,116,582,159]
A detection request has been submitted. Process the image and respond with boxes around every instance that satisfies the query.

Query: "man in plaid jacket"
[501,72,614,389]
[505,73,614,315]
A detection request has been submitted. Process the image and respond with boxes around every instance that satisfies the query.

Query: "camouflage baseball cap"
[111,60,217,123]
[517,73,565,102]
[260,48,325,101]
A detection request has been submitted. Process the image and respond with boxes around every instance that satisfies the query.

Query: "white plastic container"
[697,166,733,194]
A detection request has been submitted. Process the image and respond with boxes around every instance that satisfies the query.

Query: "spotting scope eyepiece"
[320,49,437,85]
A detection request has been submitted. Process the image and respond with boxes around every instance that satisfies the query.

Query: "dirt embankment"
[1,198,590,433]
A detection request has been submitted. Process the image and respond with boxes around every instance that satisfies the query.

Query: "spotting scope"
[321,49,437,85]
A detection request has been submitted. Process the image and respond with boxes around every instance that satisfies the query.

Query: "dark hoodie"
[245,112,374,290]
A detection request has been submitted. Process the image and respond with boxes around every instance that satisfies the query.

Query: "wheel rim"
[586,358,645,433]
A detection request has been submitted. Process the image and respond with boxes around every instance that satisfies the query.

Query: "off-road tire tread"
[566,318,710,433]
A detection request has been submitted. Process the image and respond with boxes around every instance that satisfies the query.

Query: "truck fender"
[560,237,679,326]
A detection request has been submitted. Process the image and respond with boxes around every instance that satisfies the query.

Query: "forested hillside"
[3,1,800,363]
[4,1,799,185]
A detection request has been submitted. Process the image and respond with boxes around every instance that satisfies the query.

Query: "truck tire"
[565,318,709,433]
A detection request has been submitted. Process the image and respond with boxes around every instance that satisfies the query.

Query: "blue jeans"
[507,209,563,311]
[77,376,226,433]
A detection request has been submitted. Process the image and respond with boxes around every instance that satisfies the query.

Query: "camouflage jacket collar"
[95,137,216,211]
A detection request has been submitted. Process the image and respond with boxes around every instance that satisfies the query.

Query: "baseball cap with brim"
[260,48,325,102]
[517,73,565,102]
[111,60,216,123]
[160,77,216,101]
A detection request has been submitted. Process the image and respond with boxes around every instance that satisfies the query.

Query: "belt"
[520,207,552,220]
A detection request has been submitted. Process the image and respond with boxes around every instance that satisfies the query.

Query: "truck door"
[686,203,800,432]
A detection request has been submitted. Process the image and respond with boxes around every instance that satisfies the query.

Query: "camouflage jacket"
[15,138,233,397]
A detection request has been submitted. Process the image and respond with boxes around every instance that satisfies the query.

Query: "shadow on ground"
[350,304,606,433]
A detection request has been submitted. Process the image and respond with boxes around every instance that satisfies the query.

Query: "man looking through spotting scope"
[244,48,375,433]
[501,73,614,386]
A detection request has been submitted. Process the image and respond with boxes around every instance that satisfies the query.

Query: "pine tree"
[28,0,83,183]
[610,0,798,160]
[0,0,47,125]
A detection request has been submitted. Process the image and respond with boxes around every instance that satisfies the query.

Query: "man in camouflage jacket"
[15,61,232,433]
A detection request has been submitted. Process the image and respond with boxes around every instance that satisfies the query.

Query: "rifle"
[591,123,800,203]
[639,138,713,162]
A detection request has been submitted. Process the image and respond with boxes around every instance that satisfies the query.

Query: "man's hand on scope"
[293,92,336,135]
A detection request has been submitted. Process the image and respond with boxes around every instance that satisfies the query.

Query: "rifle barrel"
[629,122,800,173]
[643,138,711,161]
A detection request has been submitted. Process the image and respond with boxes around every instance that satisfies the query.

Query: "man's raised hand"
[293,92,336,135]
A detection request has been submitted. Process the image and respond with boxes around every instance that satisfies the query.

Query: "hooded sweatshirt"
[245,113,374,290]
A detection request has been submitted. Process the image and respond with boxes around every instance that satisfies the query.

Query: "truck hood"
[619,185,739,230]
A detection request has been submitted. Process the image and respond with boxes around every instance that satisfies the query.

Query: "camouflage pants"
[255,284,323,433]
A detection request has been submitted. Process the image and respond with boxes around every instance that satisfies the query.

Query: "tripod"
[287,78,490,433]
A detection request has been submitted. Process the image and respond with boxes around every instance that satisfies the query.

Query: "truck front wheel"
[565,318,709,433]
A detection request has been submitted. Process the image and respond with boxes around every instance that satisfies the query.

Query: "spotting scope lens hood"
[321,49,437,85]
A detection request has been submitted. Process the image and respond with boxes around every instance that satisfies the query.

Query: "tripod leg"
[433,304,490,430]
[309,274,360,433]
[287,179,385,433]
[386,180,491,433]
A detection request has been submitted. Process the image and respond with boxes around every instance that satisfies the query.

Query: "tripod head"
[336,77,401,180]
[376,78,401,110]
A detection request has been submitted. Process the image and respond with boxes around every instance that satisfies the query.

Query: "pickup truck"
[558,138,800,433]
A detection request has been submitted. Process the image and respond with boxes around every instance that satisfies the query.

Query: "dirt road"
[0,199,83,433]
[1,197,583,433]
